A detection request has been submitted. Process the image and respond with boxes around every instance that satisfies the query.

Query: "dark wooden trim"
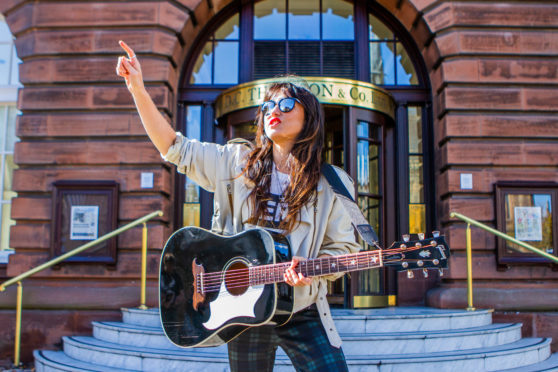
[51,180,119,266]
[395,103,409,237]
[495,181,558,268]
[239,1,254,82]
[354,0,369,82]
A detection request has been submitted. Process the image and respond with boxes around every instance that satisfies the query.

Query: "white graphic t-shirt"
[262,165,290,235]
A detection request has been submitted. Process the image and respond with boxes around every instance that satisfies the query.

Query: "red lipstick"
[269,118,281,126]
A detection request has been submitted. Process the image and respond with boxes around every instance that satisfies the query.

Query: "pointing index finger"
[119,40,135,59]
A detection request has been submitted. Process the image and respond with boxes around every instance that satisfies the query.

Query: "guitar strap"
[321,163,380,249]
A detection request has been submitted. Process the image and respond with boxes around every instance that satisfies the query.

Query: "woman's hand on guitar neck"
[284,256,313,287]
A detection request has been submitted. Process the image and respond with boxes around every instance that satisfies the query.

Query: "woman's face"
[263,91,305,147]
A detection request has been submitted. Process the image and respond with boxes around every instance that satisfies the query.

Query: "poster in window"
[514,206,542,241]
[70,205,99,240]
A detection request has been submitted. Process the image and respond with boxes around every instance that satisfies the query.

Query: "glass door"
[225,104,394,308]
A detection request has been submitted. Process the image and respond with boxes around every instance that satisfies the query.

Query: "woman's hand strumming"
[116,40,145,94]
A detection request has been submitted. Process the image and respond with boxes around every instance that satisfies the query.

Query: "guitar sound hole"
[225,261,249,296]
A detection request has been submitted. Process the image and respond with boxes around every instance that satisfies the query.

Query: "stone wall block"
[12,168,172,194]
[441,196,494,223]
[16,113,148,138]
[441,141,558,167]
[14,140,163,165]
[20,57,177,85]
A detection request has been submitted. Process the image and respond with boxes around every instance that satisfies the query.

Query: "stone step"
[500,352,558,372]
[93,320,522,354]
[34,350,137,372]
[60,335,552,371]
[122,307,494,333]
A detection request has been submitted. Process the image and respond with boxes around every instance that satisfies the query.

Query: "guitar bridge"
[192,258,206,311]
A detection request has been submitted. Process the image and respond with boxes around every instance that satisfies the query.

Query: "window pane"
[190,42,213,84]
[11,45,20,85]
[1,202,15,250]
[357,140,379,195]
[184,106,202,227]
[323,41,355,78]
[0,106,6,150]
[0,20,13,42]
[288,41,320,75]
[288,0,320,40]
[396,42,418,85]
[322,0,354,40]
[370,42,394,85]
[409,156,423,203]
[409,204,425,234]
[186,106,202,141]
[0,43,12,85]
[254,41,286,79]
[408,106,422,154]
[3,155,16,192]
[504,194,554,254]
[6,107,18,152]
[214,41,239,84]
[369,15,393,40]
[358,196,380,241]
[215,14,239,40]
[254,0,286,40]
[357,120,380,140]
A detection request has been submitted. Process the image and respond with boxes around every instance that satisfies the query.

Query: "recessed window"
[253,0,355,79]
[369,15,417,86]
[190,14,240,85]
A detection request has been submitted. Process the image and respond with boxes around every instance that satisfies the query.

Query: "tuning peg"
[402,234,410,242]
[407,270,414,279]
[422,268,428,278]
[418,232,425,240]
[417,260,424,267]
[438,268,444,277]
[433,259,440,265]
[401,262,409,269]
[432,230,440,238]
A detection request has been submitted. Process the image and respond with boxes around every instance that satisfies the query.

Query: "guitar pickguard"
[203,281,265,330]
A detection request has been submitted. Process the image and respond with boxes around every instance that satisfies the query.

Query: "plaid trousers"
[227,306,348,372]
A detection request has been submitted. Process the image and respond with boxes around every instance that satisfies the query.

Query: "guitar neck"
[249,250,386,286]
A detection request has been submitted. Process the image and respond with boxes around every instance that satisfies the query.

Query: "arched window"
[0,15,21,258]
[181,0,432,239]
[178,0,433,308]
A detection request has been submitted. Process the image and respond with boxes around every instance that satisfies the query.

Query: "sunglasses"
[261,97,301,115]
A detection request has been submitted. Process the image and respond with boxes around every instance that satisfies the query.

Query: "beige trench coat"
[163,133,361,347]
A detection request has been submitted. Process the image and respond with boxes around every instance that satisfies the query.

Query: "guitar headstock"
[383,234,450,277]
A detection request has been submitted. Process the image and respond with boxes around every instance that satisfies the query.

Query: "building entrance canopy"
[215,77,396,120]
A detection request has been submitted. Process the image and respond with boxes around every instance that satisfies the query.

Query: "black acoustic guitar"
[159,226,450,348]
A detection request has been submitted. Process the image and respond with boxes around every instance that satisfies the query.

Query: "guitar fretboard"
[248,250,383,286]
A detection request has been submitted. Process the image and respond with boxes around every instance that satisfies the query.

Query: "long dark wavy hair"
[241,80,324,235]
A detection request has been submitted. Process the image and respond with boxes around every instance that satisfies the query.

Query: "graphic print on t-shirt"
[262,167,290,234]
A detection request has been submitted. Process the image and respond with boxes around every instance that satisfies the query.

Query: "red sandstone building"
[0,0,557,363]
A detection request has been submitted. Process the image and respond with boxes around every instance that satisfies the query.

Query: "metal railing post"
[466,224,475,311]
[140,222,148,310]
[14,281,22,367]
[0,210,163,364]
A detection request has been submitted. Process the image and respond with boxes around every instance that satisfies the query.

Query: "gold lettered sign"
[215,77,395,120]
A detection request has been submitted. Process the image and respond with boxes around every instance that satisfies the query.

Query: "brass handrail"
[450,212,558,312]
[0,209,163,367]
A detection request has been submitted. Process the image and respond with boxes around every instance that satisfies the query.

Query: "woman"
[116,40,360,371]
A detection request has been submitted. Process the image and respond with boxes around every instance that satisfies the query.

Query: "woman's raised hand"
[116,40,144,94]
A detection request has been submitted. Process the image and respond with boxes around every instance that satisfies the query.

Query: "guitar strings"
[197,245,427,282]
[197,246,434,291]
[199,256,439,294]
[197,244,432,286]
[198,258,440,295]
